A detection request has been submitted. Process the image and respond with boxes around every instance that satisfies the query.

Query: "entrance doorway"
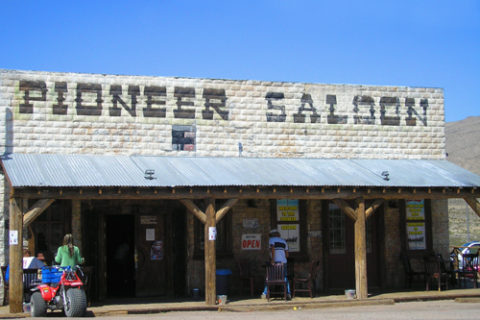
[323,201,381,292]
[106,215,135,297]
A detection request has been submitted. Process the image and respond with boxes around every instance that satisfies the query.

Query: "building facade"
[2,69,477,307]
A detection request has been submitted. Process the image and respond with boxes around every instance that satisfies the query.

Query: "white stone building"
[1,69,479,309]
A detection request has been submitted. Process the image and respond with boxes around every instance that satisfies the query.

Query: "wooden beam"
[9,198,23,313]
[464,197,480,218]
[215,199,239,223]
[204,199,216,305]
[72,200,82,252]
[180,199,207,224]
[22,199,55,228]
[12,186,480,201]
[365,199,384,219]
[333,199,357,221]
[354,199,368,300]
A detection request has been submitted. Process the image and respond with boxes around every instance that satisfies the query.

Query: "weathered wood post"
[72,200,82,251]
[354,198,368,299]
[9,197,23,313]
[204,198,216,305]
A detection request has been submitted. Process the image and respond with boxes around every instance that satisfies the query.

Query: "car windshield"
[461,242,480,254]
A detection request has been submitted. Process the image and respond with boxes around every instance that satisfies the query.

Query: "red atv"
[29,266,87,317]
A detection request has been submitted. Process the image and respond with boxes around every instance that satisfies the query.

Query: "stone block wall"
[0,69,445,159]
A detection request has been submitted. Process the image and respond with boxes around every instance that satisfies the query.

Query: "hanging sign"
[278,224,300,252]
[241,234,262,250]
[407,222,426,250]
[243,218,259,229]
[141,216,158,225]
[406,200,425,220]
[276,199,299,221]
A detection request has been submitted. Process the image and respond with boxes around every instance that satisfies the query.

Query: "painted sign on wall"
[241,234,262,250]
[15,79,430,127]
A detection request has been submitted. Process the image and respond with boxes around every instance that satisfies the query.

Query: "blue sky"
[1,1,478,122]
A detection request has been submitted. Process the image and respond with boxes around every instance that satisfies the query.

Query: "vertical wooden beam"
[204,199,216,305]
[72,200,82,251]
[9,197,23,313]
[354,199,368,300]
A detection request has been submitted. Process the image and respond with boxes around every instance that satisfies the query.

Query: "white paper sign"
[9,230,18,245]
[208,227,217,240]
[146,228,155,241]
[243,218,259,229]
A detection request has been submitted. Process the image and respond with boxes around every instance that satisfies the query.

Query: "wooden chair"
[236,259,254,297]
[400,253,426,288]
[265,263,288,301]
[293,260,320,298]
[424,254,449,291]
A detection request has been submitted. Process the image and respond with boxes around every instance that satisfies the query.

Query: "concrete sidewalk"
[1,289,480,318]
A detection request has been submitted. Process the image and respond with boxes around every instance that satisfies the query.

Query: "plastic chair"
[265,263,288,301]
[293,260,320,298]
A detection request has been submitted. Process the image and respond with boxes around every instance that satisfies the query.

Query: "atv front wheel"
[30,292,47,317]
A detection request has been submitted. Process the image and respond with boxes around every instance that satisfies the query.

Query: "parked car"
[452,241,480,270]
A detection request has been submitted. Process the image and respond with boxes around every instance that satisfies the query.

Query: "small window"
[328,203,346,254]
[172,125,195,151]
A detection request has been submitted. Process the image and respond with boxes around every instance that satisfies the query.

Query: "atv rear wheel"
[64,288,87,317]
[30,292,47,317]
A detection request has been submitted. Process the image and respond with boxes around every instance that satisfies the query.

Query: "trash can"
[216,269,232,296]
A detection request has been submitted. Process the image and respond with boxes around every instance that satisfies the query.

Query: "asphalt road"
[78,300,480,320]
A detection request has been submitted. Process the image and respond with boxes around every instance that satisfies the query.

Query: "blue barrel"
[215,269,232,295]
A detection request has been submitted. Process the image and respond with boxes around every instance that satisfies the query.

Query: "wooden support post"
[180,199,207,224]
[23,199,55,228]
[204,199,216,305]
[464,197,480,218]
[215,199,238,223]
[354,199,368,300]
[333,199,357,221]
[365,199,384,219]
[72,200,82,252]
[9,197,23,313]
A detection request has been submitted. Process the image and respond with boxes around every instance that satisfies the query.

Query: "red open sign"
[241,234,262,250]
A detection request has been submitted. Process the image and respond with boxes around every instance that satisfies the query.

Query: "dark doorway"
[173,209,187,297]
[323,201,381,292]
[106,215,135,297]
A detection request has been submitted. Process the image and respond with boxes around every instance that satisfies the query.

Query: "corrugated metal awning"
[2,153,480,189]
